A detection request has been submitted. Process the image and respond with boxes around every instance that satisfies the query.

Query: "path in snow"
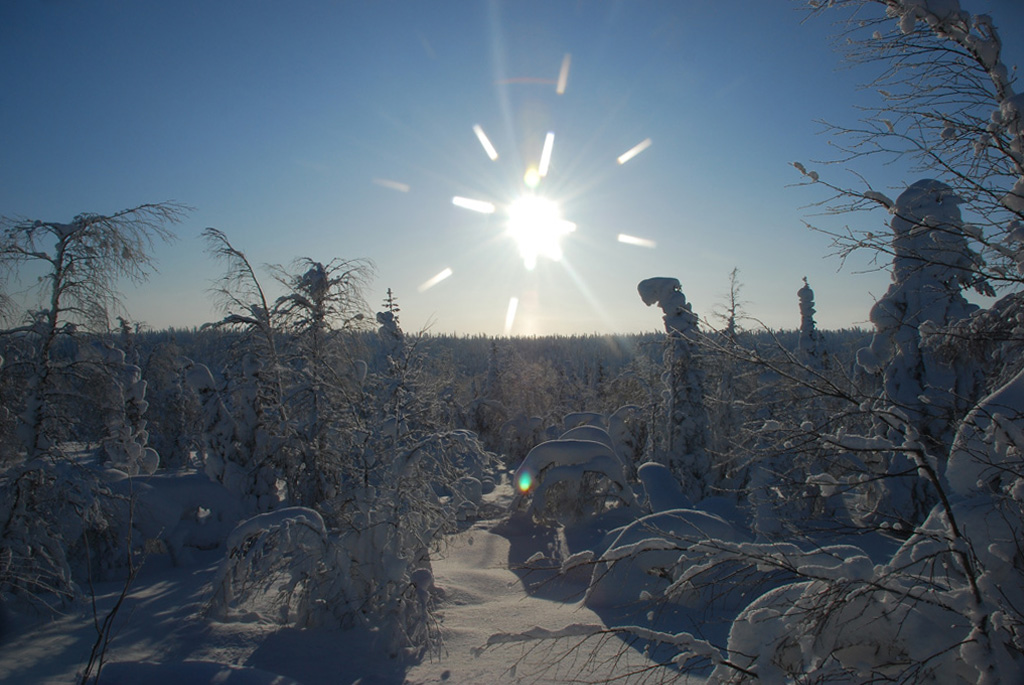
[0,487,688,684]
[406,517,668,684]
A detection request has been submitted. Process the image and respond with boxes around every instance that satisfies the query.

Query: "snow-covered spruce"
[637,277,713,502]
[853,179,991,525]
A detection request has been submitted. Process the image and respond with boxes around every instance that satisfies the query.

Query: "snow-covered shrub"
[708,362,1024,682]
[86,341,160,476]
[209,503,439,657]
[0,204,180,614]
[0,459,127,610]
[424,429,500,511]
[0,352,20,466]
[584,508,754,613]
[208,507,330,626]
[713,570,963,683]
[499,412,545,463]
[142,341,201,468]
[188,360,285,512]
[117,470,243,567]
[512,437,636,527]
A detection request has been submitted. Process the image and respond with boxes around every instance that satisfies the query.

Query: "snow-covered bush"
[0,459,127,610]
[208,507,330,626]
[584,507,753,613]
[705,307,1024,683]
[209,500,441,656]
[141,341,201,468]
[197,276,498,657]
[87,341,160,476]
[512,437,636,527]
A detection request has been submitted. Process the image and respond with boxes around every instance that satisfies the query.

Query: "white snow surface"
[0,480,687,684]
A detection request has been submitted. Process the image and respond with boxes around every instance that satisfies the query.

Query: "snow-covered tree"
[797,277,822,364]
[801,0,1022,290]
[0,204,182,460]
[141,339,200,468]
[273,257,372,506]
[0,203,181,612]
[198,228,295,510]
[638,277,712,501]
[854,179,991,524]
[713,267,745,344]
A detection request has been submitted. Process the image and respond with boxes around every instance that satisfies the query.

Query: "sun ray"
[558,258,619,333]
[616,138,652,165]
[473,124,499,161]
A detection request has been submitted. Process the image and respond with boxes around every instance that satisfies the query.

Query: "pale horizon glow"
[538,132,555,177]
[418,267,453,292]
[504,296,519,335]
[556,53,571,95]
[473,124,499,161]
[452,196,496,214]
[618,233,657,248]
[616,138,652,165]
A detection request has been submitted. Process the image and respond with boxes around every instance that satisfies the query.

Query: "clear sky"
[2,1,1022,336]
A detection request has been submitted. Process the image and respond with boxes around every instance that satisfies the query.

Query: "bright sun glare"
[426,52,657,332]
[506,195,576,271]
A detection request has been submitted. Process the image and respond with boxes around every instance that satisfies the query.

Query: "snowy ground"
[0,483,693,684]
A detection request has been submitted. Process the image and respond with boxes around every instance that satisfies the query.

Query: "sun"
[506,194,576,271]
[401,52,657,333]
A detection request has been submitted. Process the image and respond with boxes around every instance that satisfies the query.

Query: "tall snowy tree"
[860,183,990,448]
[273,257,373,505]
[0,203,182,609]
[0,204,182,459]
[797,277,822,364]
[199,228,294,511]
[637,277,711,501]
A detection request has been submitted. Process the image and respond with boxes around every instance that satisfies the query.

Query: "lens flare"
[504,296,519,335]
[538,132,554,177]
[372,178,410,193]
[473,124,499,161]
[616,138,652,165]
[556,53,571,95]
[517,470,533,493]
[452,196,496,214]
[523,166,541,189]
[418,267,453,292]
[617,233,657,248]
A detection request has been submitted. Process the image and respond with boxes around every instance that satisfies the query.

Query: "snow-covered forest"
[3,1,1024,682]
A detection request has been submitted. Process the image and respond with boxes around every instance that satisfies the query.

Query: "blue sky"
[2,1,1022,336]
